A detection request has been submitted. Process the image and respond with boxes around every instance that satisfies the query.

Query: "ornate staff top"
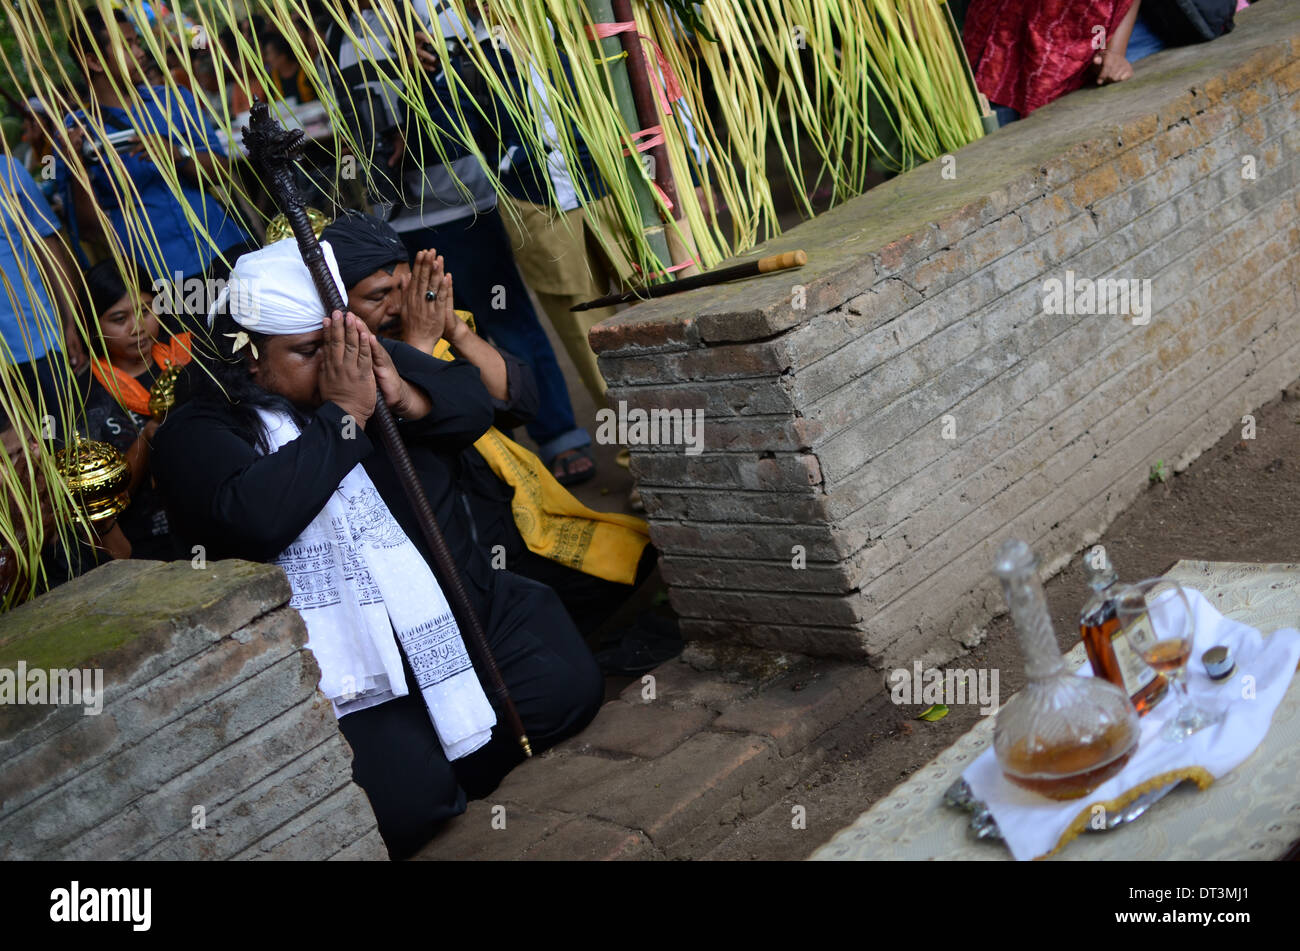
[243,102,347,316]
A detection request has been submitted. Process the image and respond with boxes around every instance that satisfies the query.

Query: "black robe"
[150,339,603,858]
[154,340,511,622]
[449,344,540,560]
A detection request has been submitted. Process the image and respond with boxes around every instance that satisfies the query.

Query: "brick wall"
[591,3,1300,665]
[0,560,385,860]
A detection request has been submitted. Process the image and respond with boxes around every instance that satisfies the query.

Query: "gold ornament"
[148,363,183,417]
[54,435,131,527]
[265,208,331,244]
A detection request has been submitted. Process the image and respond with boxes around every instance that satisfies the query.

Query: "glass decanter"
[992,539,1140,800]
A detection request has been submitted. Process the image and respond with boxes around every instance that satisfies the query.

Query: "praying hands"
[401,249,460,353]
[319,311,432,426]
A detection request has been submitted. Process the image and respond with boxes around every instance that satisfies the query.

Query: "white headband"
[207,238,348,335]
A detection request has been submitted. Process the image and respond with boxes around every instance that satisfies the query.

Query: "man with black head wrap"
[321,210,670,659]
[326,208,411,295]
[319,0,598,486]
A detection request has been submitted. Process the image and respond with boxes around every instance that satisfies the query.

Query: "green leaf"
[662,1,718,43]
[917,704,949,721]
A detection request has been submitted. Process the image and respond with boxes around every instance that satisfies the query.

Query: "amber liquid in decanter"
[1001,721,1137,800]
[994,540,1140,802]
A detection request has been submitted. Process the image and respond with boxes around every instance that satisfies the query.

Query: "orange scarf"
[90,333,194,417]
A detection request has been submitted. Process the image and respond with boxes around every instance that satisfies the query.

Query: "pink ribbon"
[585,21,686,118]
[634,256,699,280]
[587,20,686,216]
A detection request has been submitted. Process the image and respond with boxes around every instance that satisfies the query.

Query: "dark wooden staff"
[571,249,807,311]
[243,101,531,758]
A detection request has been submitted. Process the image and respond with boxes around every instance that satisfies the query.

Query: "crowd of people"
[8,2,628,482]
[1,2,666,561]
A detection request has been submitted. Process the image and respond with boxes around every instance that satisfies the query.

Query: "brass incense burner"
[55,436,131,526]
[148,363,183,417]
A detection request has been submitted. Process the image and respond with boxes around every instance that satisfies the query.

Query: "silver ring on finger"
[425,290,437,302]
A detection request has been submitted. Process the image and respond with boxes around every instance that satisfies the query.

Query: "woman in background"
[75,260,188,560]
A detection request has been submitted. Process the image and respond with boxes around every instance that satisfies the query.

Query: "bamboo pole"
[614,0,701,279]
[583,0,673,279]
[611,0,677,212]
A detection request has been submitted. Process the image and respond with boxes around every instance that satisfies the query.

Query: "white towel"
[964,588,1300,860]
[258,409,496,761]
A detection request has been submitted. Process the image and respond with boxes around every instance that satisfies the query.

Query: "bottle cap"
[993,538,1036,579]
[1202,646,1235,681]
[1082,547,1117,590]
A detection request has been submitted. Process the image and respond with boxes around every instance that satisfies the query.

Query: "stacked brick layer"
[416,650,882,861]
[592,4,1300,664]
[0,560,385,860]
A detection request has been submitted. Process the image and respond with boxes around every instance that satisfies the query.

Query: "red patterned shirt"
[963,0,1136,116]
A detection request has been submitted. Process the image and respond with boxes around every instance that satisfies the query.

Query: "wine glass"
[1115,578,1224,742]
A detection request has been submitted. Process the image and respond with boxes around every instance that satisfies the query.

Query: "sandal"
[550,446,597,486]
[594,633,684,677]
[594,613,683,676]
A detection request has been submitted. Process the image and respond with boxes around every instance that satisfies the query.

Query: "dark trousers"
[508,543,658,642]
[399,209,589,457]
[337,573,603,860]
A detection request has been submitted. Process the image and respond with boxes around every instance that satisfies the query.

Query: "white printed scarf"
[258,408,496,761]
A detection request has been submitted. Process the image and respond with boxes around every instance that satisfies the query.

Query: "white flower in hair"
[224,330,259,359]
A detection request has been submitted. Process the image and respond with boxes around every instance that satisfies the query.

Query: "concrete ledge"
[0,559,384,860]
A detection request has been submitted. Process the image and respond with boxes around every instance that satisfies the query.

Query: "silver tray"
[943,777,1183,841]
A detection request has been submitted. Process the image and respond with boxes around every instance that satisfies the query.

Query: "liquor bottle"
[1079,550,1168,716]
[992,540,1139,800]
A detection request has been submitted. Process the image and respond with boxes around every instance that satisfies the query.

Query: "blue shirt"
[58,85,251,279]
[0,156,60,363]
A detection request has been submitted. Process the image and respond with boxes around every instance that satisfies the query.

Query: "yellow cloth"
[430,336,651,585]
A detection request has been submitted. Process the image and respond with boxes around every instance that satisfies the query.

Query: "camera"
[81,128,140,163]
